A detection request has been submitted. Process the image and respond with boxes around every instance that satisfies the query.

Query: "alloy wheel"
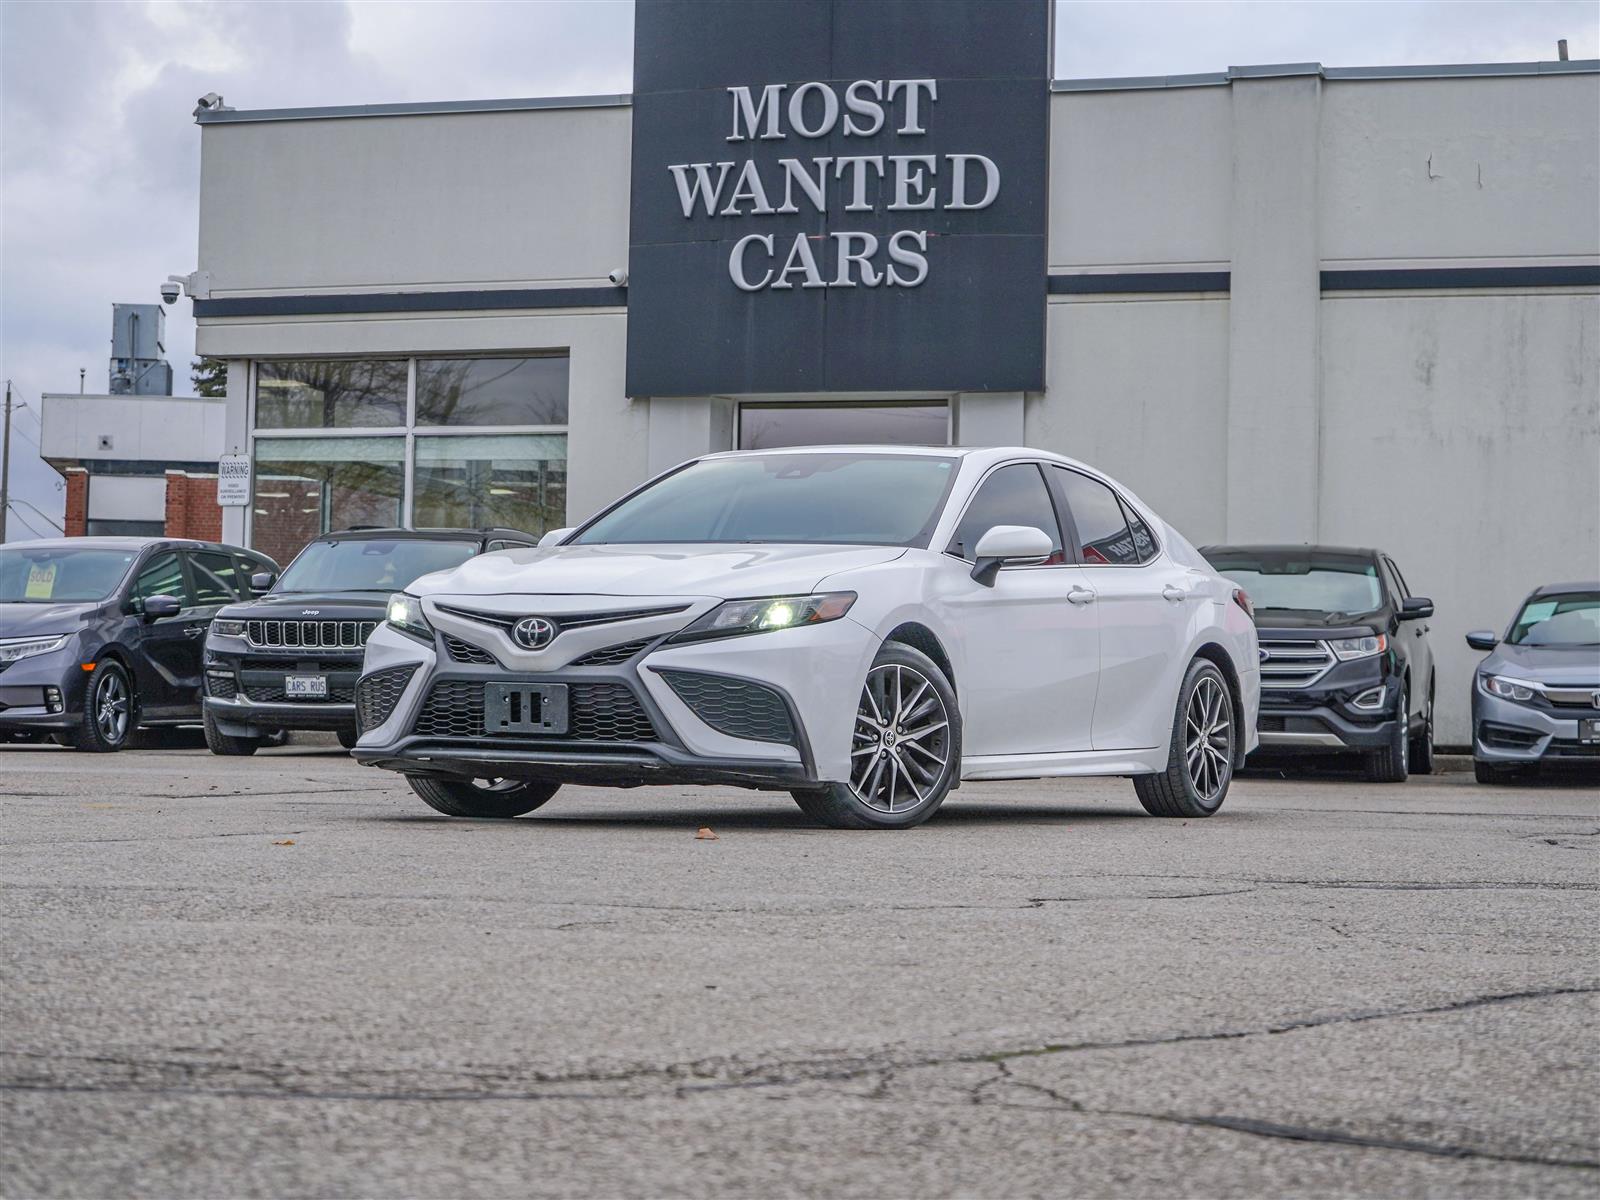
[1185,675,1232,802]
[94,670,130,744]
[850,663,951,814]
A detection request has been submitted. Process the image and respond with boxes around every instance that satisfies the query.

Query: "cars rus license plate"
[1580,719,1600,744]
[284,675,328,699]
[484,682,569,734]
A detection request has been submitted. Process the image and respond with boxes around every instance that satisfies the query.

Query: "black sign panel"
[626,0,1050,397]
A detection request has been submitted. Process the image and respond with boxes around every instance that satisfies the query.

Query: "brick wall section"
[164,472,223,542]
[63,469,89,537]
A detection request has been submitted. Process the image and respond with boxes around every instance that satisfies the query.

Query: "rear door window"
[1054,469,1139,565]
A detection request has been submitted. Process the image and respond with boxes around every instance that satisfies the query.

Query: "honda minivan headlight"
[0,634,70,664]
[670,593,856,643]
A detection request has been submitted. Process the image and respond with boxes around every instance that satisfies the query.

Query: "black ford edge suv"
[1,536,276,751]
[202,528,537,755]
[1202,545,1435,782]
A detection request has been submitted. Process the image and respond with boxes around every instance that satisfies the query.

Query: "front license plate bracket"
[284,675,327,699]
[484,683,569,734]
[1580,718,1600,745]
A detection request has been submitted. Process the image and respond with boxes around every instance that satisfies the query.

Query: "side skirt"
[961,746,1168,781]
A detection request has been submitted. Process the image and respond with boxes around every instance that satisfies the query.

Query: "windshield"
[275,538,476,593]
[573,453,957,547]
[0,546,137,604]
[1508,592,1600,646]
[1208,552,1384,617]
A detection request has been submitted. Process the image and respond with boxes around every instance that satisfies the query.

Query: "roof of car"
[1529,580,1600,596]
[1199,543,1382,559]
[1,536,237,551]
[706,444,972,459]
[315,526,539,542]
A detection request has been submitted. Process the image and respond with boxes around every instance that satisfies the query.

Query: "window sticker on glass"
[25,563,57,600]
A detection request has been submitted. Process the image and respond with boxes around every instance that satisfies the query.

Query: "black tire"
[1365,681,1410,783]
[790,642,961,830]
[203,705,261,756]
[77,660,134,753]
[408,775,560,818]
[336,728,359,750]
[1133,658,1236,818]
[1410,679,1435,776]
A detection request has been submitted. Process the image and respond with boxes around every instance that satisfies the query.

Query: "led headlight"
[0,634,70,664]
[1328,633,1386,661]
[1482,674,1538,702]
[386,593,434,643]
[211,619,246,638]
[670,592,856,644]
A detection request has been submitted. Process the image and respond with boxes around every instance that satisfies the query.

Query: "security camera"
[607,268,629,287]
[159,282,181,305]
[196,92,223,111]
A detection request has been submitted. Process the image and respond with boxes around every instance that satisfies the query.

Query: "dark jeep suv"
[1,537,277,751]
[1202,545,1436,782]
[202,528,537,755]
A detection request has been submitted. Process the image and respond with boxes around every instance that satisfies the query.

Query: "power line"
[7,497,64,534]
[5,503,53,540]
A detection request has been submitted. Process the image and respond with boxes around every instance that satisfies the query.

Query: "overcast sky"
[2,0,1595,538]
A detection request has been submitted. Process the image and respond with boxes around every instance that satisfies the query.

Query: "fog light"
[1352,686,1386,711]
[44,686,62,713]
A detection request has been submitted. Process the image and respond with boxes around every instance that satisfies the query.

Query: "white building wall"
[39,394,226,463]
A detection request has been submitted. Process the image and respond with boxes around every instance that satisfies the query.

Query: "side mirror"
[1465,629,1498,651]
[250,571,276,592]
[970,525,1054,587]
[1400,596,1434,620]
[142,594,182,621]
[538,527,574,548]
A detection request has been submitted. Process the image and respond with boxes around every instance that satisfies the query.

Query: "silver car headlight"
[386,593,434,643]
[669,592,856,644]
[1328,633,1386,661]
[0,634,71,664]
[211,619,247,638]
[1482,674,1538,703]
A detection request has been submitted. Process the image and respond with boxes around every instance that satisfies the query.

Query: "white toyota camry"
[352,446,1259,829]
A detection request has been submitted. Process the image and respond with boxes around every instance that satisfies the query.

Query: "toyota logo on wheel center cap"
[511,616,558,650]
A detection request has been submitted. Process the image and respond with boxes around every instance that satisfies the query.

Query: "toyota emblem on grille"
[512,616,558,650]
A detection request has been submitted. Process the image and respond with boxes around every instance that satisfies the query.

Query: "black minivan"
[0,537,278,751]
[1203,544,1436,782]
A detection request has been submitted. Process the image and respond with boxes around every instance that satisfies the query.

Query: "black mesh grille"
[244,680,357,704]
[205,673,237,700]
[241,655,362,671]
[658,670,795,745]
[413,680,657,742]
[442,633,497,664]
[355,665,417,732]
[571,638,655,667]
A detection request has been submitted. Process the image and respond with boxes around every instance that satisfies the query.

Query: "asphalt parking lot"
[1,738,1595,1199]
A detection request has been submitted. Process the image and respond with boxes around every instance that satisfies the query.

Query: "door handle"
[1162,585,1189,602]
[183,624,206,638]
[1067,587,1096,606]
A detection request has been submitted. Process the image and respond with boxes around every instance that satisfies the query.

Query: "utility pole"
[0,380,12,544]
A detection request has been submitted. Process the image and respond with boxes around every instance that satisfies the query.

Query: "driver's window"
[946,464,1064,563]
[132,552,189,610]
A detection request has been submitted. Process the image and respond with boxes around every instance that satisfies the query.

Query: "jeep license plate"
[285,675,327,699]
[484,683,568,734]
[1580,719,1600,744]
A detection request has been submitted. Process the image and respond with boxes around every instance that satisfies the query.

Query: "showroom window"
[737,402,949,450]
[249,355,568,563]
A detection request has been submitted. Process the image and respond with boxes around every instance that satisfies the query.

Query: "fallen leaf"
[272,839,296,846]
[695,827,719,841]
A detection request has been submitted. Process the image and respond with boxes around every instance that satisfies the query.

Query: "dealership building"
[185,0,1598,742]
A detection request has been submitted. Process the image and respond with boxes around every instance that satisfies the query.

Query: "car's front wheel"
[791,642,961,830]
[1365,681,1411,783]
[202,705,260,756]
[408,776,560,819]
[1133,657,1236,818]
[75,660,135,753]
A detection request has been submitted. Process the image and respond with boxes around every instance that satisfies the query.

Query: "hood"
[1482,641,1600,685]
[1254,610,1384,640]
[409,543,908,600]
[216,591,389,621]
[0,601,101,640]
